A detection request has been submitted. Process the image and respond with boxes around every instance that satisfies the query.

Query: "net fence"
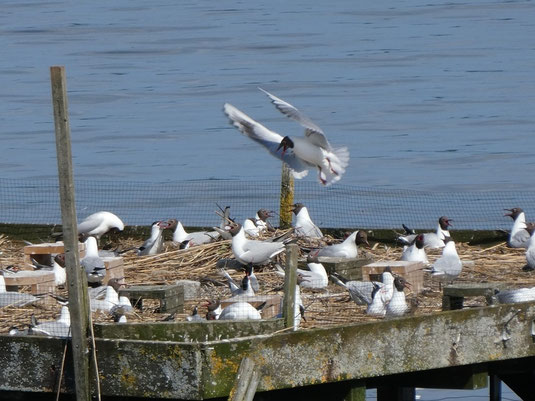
[0,177,532,232]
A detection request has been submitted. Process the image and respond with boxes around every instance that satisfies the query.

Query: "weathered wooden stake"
[279,162,294,229]
[228,357,260,401]
[50,65,92,401]
[282,244,298,329]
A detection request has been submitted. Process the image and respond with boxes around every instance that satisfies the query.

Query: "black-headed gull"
[366,283,387,317]
[425,236,462,284]
[315,230,369,259]
[504,208,530,248]
[291,203,322,238]
[138,221,169,256]
[398,216,452,249]
[223,88,349,186]
[205,300,222,320]
[78,211,124,239]
[166,219,220,245]
[186,305,206,322]
[218,301,263,320]
[275,256,328,290]
[229,223,285,265]
[90,285,119,313]
[31,306,71,337]
[400,234,429,264]
[331,267,394,305]
[220,267,255,297]
[385,276,410,317]
[243,209,275,237]
[496,287,535,304]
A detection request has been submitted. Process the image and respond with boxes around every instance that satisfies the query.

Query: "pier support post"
[489,375,502,401]
[282,244,298,330]
[51,66,92,401]
[279,162,294,229]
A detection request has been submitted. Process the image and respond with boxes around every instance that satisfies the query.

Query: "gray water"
[1,0,534,192]
[0,2,532,398]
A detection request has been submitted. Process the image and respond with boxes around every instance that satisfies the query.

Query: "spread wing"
[258,87,332,150]
[223,103,309,178]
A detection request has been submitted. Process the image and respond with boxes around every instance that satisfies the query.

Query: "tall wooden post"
[282,244,298,329]
[279,162,294,229]
[50,66,92,401]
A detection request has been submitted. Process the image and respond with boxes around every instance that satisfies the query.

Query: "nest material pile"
[0,231,533,334]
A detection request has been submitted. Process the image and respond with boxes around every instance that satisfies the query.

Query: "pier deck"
[1,300,534,400]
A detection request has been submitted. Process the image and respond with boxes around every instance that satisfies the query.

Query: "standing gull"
[229,223,285,265]
[223,88,349,186]
[425,236,462,284]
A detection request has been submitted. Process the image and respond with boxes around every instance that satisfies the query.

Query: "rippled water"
[1,3,530,399]
[1,0,534,193]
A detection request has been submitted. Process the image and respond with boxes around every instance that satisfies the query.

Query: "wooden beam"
[50,65,92,401]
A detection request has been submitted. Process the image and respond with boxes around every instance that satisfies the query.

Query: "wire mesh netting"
[0,178,532,231]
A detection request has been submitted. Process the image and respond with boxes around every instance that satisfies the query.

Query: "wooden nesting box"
[119,284,184,314]
[302,254,374,281]
[361,261,425,294]
[221,295,282,319]
[3,270,56,300]
[23,241,86,267]
[102,257,125,285]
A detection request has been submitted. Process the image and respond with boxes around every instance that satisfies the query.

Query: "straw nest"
[1,231,534,334]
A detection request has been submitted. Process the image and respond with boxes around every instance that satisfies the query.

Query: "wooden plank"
[442,283,506,311]
[93,319,285,341]
[24,242,85,255]
[50,65,92,401]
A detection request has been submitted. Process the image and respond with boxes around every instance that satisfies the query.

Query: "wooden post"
[50,65,92,401]
[228,357,260,401]
[279,162,294,229]
[282,244,298,329]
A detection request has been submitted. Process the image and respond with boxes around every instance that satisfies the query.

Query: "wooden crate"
[102,257,125,285]
[221,295,282,319]
[361,261,424,294]
[119,284,184,314]
[3,270,56,300]
[302,255,374,281]
[23,241,86,267]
